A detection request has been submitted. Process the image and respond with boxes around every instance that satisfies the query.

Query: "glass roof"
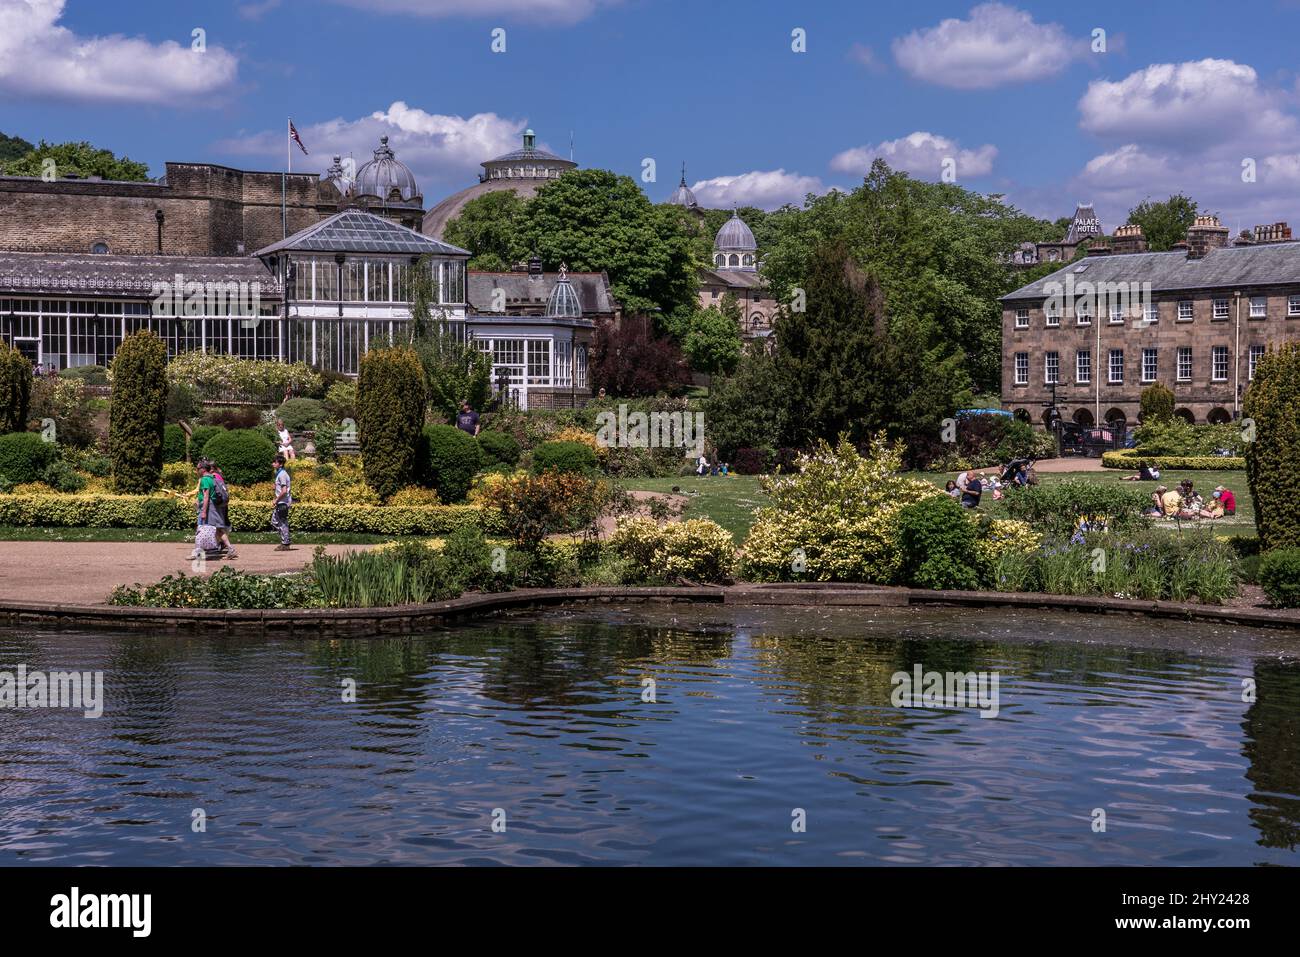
[254,210,470,258]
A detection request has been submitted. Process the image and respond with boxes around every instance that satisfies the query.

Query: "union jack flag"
[289,120,308,155]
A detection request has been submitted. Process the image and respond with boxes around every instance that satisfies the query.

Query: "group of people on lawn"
[1146,479,1236,521]
[945,459,1036,509]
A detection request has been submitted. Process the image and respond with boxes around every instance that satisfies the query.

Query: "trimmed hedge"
[532,440,598,475]
[1244,342,1300,550]
[109,330,168,493]
[1258,548,1300,608]
[0,341,32,433]
[0,431,56,483]
[418,424,481,503]
[1101,449,1246,470]
[162,424,187,463]
[357,346,425,500]
[188,424,226,457]
[274,397,327,432]
[0,493,492,536]
[202,428,276,486]
[477,429,521,467]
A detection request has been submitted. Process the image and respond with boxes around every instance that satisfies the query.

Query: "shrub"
[1244,342,1300,549]
[164,380,202,424]
[202,406,260,430]
[188,424,226,457]
[1131,419,1243,457]
[1002,480,1153,536]
[973,518,1040,572]
[478,430,521,467]
[1258,548,1300,608]
[324,380,357,422]
[202,428,276,486]
[388,485,441,506]
[0,492,489,536]
[109,330,168,493]
[59,364,109,386]
[532,440,598,475]
[741,434,941,583]
[482,471,614,550]
[894,495,982,590]
[42,458,87,493]
[162,424,187,463]
[166,352,322,405]
[358,346,425,501]
[0,341,32,432]
[313,419,339,461]
[609,517,735,583]
[110,567,322,609]
[64,447,111,477]
[438,524,509,592]
[732,447,772,475]
[1139,382,1175,423]
[275,397,327,432]
[310,547,454,607]
[1101,450,1245,470]
[0,432,56,483]
[28,376,96,448]
[415,424,481,504]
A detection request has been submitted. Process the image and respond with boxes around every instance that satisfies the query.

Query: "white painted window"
[1142,347,1158,382]
[1177,300,1194,321]
[1249,344,1265,380]
[1177,347,1192,382]
[1076,349,1090,384]
[1109,349,1124,384]
[1213,299,1230,320]
[1250,296,1267,318]
[1045,351,1059,384]
[1015,308,1029,329]
[1212,345,1229,381]
[1014,352,1029,385]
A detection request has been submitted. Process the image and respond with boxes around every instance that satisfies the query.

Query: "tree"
[414,329,493,419]
[1128,194,1198,252]
[701,344,786,459]
[683,295,742,384]
[0,341,32,433]
[442,190,530,271]
[3,140,150,180]
[1244,342,1300,550]
[591,316,690,397]
[0,131,33,164]
[1139,382,1175,423]
[109,331,168,493]
[357,345,426,501]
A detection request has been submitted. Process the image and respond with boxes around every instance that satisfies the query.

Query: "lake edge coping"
[0,584,1297,635]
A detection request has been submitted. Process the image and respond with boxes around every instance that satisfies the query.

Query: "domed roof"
[715,210,756,252]
[354,136,420,204]
[668,163,698,209]
[321,154,350,198]
[544,264,583,319]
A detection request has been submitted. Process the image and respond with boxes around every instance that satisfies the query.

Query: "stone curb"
[0,583,1296,636]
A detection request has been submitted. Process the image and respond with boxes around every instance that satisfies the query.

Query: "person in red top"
[1214,486,1237,516]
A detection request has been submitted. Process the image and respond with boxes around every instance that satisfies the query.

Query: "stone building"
[1001,215,1300,427]
[1010,202,1105,267]
[696,210,778,340]
[422,129,576,240]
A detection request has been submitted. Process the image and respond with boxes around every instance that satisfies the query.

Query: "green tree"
[0,341,32,433]
[1244,342,1300,549]
[357,345,426,501]
[1139,382,1175,423]
[1128,194,1199,252]
[443,190,529,271]
[0,131,34,164]
[3,139,150,180]
[701,343,786,459]
[683,294,742,384]
[109,331,168,493]
[414,328,493,420]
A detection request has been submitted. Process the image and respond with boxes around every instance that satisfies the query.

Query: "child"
[271,453,292,551]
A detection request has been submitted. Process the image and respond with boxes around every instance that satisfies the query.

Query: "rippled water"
[1,605,1297,866]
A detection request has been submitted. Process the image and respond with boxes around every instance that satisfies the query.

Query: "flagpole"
[282,117,289,240]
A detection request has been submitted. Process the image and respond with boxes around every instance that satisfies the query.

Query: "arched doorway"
[1013,408,1031,423]
[1104,408,1127,426]
[1174,407,1195,424]
[1207,407,1231,424]
[1073,408,1094,426]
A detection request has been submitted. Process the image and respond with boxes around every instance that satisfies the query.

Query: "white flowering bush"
[610,516,736,583]
[740,434,942,583]
[165,352,322,404]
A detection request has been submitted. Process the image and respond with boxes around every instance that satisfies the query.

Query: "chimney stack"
[1253,221,1292,244]
[1111,223,1148,255]
[1086,242,1112,256]
[1186,215,1229,259]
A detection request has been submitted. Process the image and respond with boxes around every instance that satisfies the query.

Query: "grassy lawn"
[620,475,767,538]
[0,527,392,544]
[623,468,1255,540]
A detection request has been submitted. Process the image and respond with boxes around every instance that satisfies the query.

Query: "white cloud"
[848,42,885,73]
[215,102,525,193]
[327,0,616,23]
[238,0,282,21]
[0,0,238,104]
[830,131,997,180]
[892,3,1084,89]
[1078,58,1296,148]
[690,170,823,210]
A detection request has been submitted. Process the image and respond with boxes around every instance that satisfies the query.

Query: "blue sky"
[4,0,1300,231]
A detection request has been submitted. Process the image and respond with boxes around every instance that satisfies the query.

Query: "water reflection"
[0,607,1296,866]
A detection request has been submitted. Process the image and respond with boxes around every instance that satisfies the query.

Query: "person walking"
[455,399,480,437]
[206,460,238,559]
[271,453,292,551]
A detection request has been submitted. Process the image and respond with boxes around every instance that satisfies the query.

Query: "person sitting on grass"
[1157,485,1183,518]
[945,480,961,499]
[1120,461,1161,481]
[960,471,984,509]
[1144,488,1165,516]
[1214,485,1237,516]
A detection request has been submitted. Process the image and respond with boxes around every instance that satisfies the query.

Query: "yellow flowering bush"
[610,516,735,583]
[551,426,607,458]
[740,434,942,583]
[972,518,1041,568]
[388,486,442,506]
